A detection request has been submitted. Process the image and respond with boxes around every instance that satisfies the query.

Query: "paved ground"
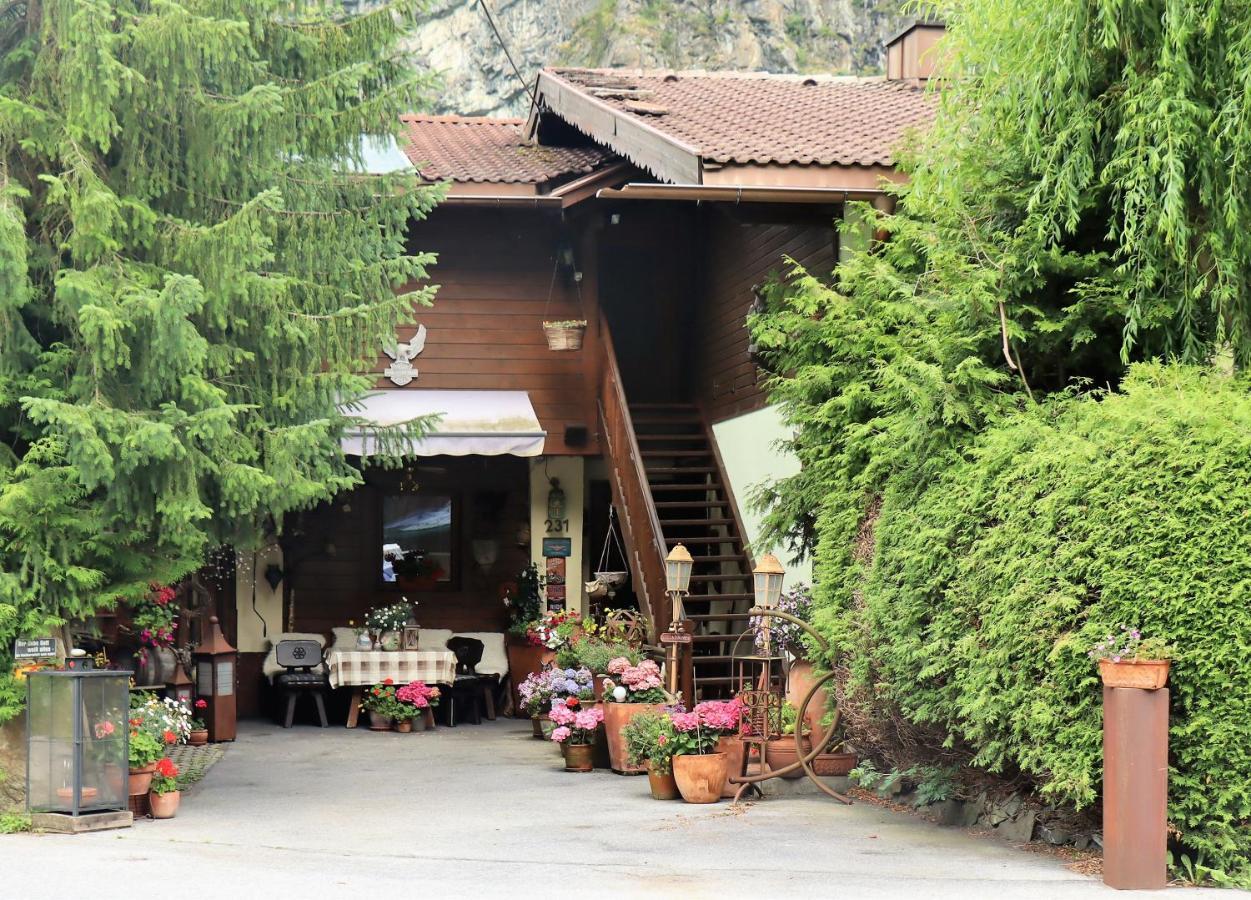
[0,720,1239,898]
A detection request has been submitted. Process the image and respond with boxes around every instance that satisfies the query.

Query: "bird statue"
[382,324,427,385]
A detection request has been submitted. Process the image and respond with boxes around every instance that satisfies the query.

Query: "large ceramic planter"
[603,702,660,774]
[564,742,594,772]
[506,639,553,717]
[764,737,812,779]
[367,711,393,731]
[646,763,681,800]
[1099,659,1170,690]
[673,752,728,803]
[715,735,745,797]
[786,659,830,736]
[128,762,157,796]
[149,790,181,819]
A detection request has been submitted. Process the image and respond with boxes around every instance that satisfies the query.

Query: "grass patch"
[0,812,30,834]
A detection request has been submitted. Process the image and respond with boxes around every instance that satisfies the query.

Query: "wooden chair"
[274,639,329,728]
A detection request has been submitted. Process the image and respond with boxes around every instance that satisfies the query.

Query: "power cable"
[474,0,537,109]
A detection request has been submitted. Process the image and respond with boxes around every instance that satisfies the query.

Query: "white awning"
[342,390,546,457]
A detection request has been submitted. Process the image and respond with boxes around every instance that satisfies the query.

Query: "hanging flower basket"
[542,320,587,351]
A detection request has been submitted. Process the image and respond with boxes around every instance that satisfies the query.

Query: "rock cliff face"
[406,0,908,117]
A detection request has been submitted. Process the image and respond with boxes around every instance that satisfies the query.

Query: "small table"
[325,649,457,728]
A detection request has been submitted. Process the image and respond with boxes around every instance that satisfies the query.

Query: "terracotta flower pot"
[564,742,594,772]
[646,763,681,800]
[188,729,208,747]
[786,659,830,736]
[603,702,660,774]
[128,762,157,796]
[368,711,393,731]
[395,719,413,734]
[716,735,745,797]
[506,639,550,717]
[812,752,858,777]
[673,752,728,803]
[149,790,181,819]
[56,786,99,805]
[410,715,428,732]
[1098,658,1170,690]
[531,716,546,739]
[764,737,812,779]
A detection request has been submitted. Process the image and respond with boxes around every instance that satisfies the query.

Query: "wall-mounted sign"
[14,637,57,660]
[542,538,572,558]
[545,556,566,586]
[546,583,566,611]
[382,324,427,386]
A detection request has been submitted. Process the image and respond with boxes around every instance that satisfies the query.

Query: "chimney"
[885,21,946,80]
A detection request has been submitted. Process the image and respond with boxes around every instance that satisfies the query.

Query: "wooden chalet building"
[228,27,938,714]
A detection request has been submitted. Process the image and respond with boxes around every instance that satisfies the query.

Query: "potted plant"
[504,564,547,714]
[395,680,440,731]
[541,319,587,351]
[1090,626,1173,689]
[668,699,744,803]
[622,708,680,800]
[127,728,164,796]
[148,757,181,819]
[518,668,562,738]
[548,700,603,772]
[188,698,209,745]
[601,656,668,774]
[360,679,402,730]
[130,691,193,746]
[365,602,412,651]
[765,702,813,779]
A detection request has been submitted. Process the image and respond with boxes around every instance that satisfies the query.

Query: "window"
[381,494,454,587]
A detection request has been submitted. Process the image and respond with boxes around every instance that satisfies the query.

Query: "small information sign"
[542,538,572,558]
[659,632,693,645]
[14,637,57,660]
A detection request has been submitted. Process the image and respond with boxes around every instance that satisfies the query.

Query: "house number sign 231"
[545,518,571,535]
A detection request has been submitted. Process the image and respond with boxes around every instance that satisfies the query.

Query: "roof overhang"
[596,182,894,209]
[342,390,546,457]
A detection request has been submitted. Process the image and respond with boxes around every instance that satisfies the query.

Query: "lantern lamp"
[664,543,693,595]
[753,552,786,610]
[194,616,237,742]
[166,656,194,709]
[547,478,566,522]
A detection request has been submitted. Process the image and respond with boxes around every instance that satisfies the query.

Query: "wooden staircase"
[632,402,755,697]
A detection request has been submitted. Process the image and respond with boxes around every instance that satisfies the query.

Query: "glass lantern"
[27,670,130,816]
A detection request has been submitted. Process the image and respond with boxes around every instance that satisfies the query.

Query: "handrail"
[596,310,670,638]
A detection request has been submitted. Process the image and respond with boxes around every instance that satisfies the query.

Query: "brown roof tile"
[544,69,935,168]
[398,114,613,184]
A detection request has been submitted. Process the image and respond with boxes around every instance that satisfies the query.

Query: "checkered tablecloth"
[325,650,457,689]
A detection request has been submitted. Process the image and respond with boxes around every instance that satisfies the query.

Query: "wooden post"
[1103,686,1169,890]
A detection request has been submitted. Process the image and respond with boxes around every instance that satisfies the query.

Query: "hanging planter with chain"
[586,507,630,598]
[542,319,587,351]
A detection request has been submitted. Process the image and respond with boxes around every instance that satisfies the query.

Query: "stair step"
[649,483,723,492]
[642,450,712,458]
[690,574,750,582]
[658,517,735,526]
[689,675,737,686]
[636,433,708,441]
[630,403,698,410]
[690,554,748,563]
[685,592,754,601]
[631,416,702,426]
[649,467,718,476]
[685,613,752,622]
[654,500,726,509]
[664,535,742,545]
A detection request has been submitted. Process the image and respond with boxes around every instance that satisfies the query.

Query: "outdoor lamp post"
[662,544,694,697]
[194,616,237,742]
[752,552,786,655]
[27,669,132,832]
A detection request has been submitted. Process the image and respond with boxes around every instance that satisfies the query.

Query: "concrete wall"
[711,404,813,585]
[235,544,284,653]
[0,713,26,812]
[529,456,586,615]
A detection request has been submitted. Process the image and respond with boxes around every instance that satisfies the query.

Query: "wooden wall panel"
[386,208,602,455]
[693,207,837,422]
[285,458,531,637]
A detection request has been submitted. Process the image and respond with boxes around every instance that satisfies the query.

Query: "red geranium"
[383,678,394,685]
[156,758,178,778]
[194,699,207,710]
[162,729,177,744]
[565,697,580,709]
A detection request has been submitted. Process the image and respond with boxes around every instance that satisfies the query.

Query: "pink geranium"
[550,726,572,743]
[573,707,604,731]
[549,702,576,726]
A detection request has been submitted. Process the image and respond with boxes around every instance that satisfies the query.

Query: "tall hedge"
[818,365,1251,882]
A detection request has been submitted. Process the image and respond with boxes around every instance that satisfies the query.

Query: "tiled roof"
[398,114,613,184]
[543,69,936,168]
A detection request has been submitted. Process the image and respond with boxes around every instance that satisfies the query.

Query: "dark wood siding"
[693,207,837,423]
[285,459,530,636]
[382,207,601,455]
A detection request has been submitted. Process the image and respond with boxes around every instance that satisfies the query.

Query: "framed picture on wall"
[401,626,421,651]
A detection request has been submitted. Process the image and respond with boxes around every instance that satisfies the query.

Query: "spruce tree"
[0,0,440,717]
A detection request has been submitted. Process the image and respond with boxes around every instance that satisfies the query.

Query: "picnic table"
[325,649,457,728]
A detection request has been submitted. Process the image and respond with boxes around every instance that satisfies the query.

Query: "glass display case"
[26,670,130,816]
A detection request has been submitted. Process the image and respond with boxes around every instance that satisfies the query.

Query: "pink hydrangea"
[670,711,700,732]
[694,698,743,732]
[550,726,571,743]
[621,660,662,691]
[549,703,575,726]
[573,707,603,731]
[606,657,631,676]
